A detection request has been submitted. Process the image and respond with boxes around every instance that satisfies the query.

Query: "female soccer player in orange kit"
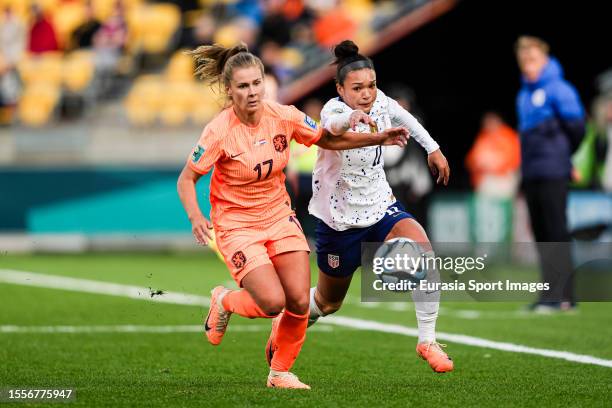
[176,43,409,389]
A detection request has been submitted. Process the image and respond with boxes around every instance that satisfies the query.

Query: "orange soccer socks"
[269,309,308,372]
[221,289,272,318]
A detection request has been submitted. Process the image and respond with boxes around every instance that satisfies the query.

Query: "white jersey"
[308,89,439,231]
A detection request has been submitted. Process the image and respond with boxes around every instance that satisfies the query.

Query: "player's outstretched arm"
[177,165,213,245]
[315,127,409,150]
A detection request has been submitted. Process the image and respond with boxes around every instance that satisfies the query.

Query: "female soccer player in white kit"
[307,40,454,372]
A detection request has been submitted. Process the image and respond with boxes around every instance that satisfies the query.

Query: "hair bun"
[333,40,359,60]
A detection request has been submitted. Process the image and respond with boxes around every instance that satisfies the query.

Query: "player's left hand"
[428,149,450,185]
[380,127,409,147]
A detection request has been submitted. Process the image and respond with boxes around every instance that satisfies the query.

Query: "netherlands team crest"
[231,251,247,269]
[273,134,288,152]
[328,254,340,269]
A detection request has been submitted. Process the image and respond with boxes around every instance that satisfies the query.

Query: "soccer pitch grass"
[1,252,611,407]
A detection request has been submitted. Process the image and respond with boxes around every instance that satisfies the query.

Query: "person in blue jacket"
[515,36,585,312]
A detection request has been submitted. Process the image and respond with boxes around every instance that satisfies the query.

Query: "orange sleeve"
[187,124,223,175]
[286,105,324,147]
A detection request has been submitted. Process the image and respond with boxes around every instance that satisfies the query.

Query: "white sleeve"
[388,97,439,154]
[321,99,353,136]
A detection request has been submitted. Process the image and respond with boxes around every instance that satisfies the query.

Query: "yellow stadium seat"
[342,0,374,24]
[126,3,181,54]
[92,0,143,21]
[280,47,304,70]
[190,84,222,125]
[38,0,60,13]
[165,50,195,82]
[141,3,181,54]
[18,83,60,127]
[52,2,87,48]
[213,24,240,48]
[159,82,193,126]
[63,50,95,92]
[124,75,163,126]
[18,52,63,85]
[0,0,28,20]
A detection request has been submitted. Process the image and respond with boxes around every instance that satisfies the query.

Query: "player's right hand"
[380,127,409,147]
[349,110,375,129]
[191,214,213,245]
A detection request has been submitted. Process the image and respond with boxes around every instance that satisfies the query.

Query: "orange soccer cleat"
[265,312,282,366]
[416,342,454,373]
[204,286,232,345]
[267,372,310,390]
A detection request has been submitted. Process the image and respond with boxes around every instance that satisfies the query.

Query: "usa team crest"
[328,254,340,269]
[273,134,288,152]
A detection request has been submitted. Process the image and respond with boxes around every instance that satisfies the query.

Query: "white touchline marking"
[319,316,612,368]
[0,269,209,306]
[2,269,611,368]
[0,325,333,334]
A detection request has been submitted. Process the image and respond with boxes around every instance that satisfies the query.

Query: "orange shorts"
[215,214,310,286]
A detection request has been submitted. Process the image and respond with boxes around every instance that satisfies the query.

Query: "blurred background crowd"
[0,0,421,127]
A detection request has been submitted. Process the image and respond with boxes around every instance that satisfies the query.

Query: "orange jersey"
[188,100,323,231]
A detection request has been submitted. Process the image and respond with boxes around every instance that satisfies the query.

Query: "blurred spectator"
[515,35,585,311]
[465,112,521,198]
[69,1,101,50]
[228,0,263,26]
[28,4,59,54]
[311,3,357,48]
[259,0,294,46]
[232,17,259,50]
[601,95,612,193]
[286,97,322,239]
[215,17,259,50]
[165,0,200,13]
[383,85,432,224]
[260,40,292,83]
[0,6,25,124]
[187,12,216,48]
[93,1,128,94]
[594,94,612,191]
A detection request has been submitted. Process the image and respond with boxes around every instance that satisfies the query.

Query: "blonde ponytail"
[187,42,264,89]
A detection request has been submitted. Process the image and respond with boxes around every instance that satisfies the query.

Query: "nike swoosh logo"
[230,152,244,159]
[204,313,211,332]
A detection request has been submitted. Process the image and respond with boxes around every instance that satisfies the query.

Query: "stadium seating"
[126,3,181,54]
[165,51,195,83]
[124,75,164,126]
[124,51,223,127]
[62,50,95,93]
[18,82,61,127]
[52,1,87,49]
[1,0,427,127]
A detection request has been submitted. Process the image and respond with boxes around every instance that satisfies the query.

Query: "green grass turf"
[1,252,611,406]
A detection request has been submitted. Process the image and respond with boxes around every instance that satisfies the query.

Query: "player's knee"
[285,294,309,315]
[258,296,285,316]
[319,300,343,316]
